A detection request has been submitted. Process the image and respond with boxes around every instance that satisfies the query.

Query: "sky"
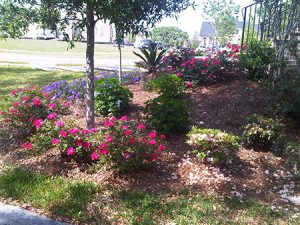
[156,0,255,38]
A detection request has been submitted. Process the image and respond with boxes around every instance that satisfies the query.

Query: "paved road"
[0,51,136,69]
[0,203,68,225]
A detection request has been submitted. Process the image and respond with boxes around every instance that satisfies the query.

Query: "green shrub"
[94,78,133,116]
[133,42,167,75]
[240,40,276,80]
[145,96,189,134]
[186,126,239,165]
[146,74,185,98]
[242,114,284,150]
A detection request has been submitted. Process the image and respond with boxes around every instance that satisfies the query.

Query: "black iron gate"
[241,0,300,47]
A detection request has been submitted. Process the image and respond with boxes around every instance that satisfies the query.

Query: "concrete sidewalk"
[0,203,68,225]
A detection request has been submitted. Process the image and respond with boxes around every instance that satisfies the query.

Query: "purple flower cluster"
[98,71,142,84]
[43,70,142,101]
[43,78,87,101]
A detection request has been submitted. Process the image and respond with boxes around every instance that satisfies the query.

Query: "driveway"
[0,203,68,225]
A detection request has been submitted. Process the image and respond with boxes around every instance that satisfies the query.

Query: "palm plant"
[133,42,167,76]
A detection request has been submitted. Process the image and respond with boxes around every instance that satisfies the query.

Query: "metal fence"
[241,0,300,46]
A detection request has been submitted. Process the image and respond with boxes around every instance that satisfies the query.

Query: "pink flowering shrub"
[163,47,240,85]
[22,116,167,173]
[0,87,69,137]
[94,116,167,172]
[28,118,97,158]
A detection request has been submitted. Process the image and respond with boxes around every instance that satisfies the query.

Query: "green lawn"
[0,65,83,109]
[0,168,98,222]
[0,168,298,224]
[0,38,135,54]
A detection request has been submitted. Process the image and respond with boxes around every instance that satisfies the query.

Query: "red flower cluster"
[163,47,240,85]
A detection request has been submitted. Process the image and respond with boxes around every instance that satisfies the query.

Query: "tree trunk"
[85,3,95,129]
[118,44,122,84]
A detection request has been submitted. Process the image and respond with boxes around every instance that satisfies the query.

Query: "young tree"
[0,0,195,128]
[190,31,200,48]
[203,0,240,45]
[151,26,189,48]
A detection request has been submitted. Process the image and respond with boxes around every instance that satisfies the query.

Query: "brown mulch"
[0,78,299,212]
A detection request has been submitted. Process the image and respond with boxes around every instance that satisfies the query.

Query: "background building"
[199,21,244,46]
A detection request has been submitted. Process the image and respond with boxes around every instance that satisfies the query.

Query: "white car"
[36,30,56,40]
[134,39,153,49]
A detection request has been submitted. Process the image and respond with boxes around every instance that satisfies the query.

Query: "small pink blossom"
[81,129,89,135]
[51,138,60,145]
[213,59,220,65]
[67,147,75,156]
[100,149,108,155]
[69,128,80,135]
[62,101,70,107]
[129,138,135,144]
[100,143,107,149]
[47,113,57,120]
[148,132,157,139]
[10,90,17,95]
[89,128,97,133]
[75,140,83,146]
[22,96,30,103]
[158,144,167,151]
[47,103,56,109]
[120,116,127,121]
[26,143,32,150]
[137,124,146,130]
[60,130,68,138]
[21,142,27,148]
[184,81,193,88]
[82,142,91,149]
[160,134,166,139]
[104,120,113,127]
[13,102,20,107]
[9,109,16,115]
[123,152,132,159]
[90,151,99,161]
[152,153,158,161]
[32,97,42,106]
[110,117,117,122]
[148,139,156,145]
[105,135,114,143]
[33,119,44,129]
[56,121,65,127]
[124,129,133,136]
[21,142,32,150]
[176,72,183,77]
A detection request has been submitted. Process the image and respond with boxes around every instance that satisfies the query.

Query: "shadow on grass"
[0,66,83,91]
[0,168,105,222]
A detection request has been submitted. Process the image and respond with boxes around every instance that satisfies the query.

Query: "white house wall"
[22,20,114,43]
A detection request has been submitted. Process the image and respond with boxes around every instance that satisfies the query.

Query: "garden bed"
[0,77,299,224]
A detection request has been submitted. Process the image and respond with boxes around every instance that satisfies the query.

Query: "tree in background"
[0,0,195,128]
[203,0,240,45]
[190,31,201,48]
[151,26,189,48]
